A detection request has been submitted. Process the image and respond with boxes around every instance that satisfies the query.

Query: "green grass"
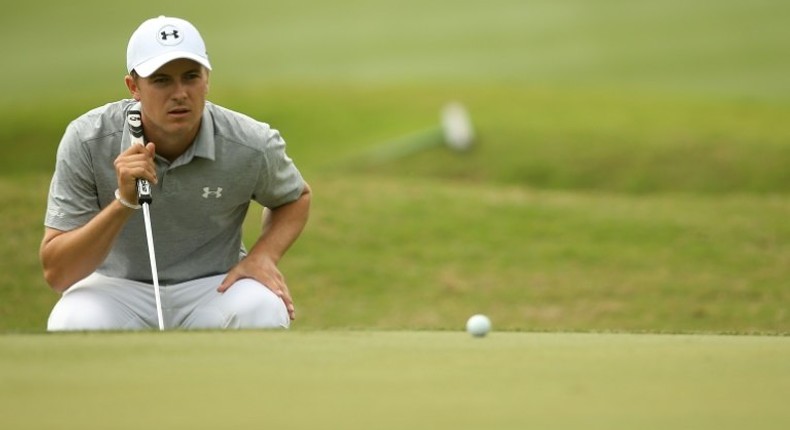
[1,0,789,333]
[3,0,789,100]
[282,175,789,333]
[2,331,789,430]
[5,88,790,333]
[2,2,790,427]
[5,170,788,333]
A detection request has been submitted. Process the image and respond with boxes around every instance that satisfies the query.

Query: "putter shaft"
[142,202,164,331]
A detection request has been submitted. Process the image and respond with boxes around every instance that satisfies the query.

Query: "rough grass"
[5,168,788,333]
[1,0,789,333]
[3,84,790,333]
[262,174,790,333]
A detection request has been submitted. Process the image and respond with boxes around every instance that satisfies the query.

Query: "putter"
[127,104,164,331]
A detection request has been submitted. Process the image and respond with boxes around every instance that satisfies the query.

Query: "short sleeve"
[252,127,305,209]
[44,123,100,231]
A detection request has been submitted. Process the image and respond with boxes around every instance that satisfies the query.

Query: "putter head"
[441,102,475,151]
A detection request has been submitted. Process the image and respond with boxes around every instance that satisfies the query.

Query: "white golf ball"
[466,314,491,337]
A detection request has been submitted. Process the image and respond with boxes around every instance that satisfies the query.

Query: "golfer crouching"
[41,16,311,331]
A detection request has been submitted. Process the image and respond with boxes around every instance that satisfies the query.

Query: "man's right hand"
[114,142,157,203]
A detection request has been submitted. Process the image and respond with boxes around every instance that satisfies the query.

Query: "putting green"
[1,331,788,429]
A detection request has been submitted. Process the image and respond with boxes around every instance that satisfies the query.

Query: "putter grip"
[127,109,153,205]
[136,179,153,205]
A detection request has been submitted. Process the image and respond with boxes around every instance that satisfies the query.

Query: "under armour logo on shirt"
[47,208,65,219]
[202,187,223,198]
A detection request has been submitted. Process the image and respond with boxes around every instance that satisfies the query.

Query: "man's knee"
[188,279,289,330]
[47,288,144,331]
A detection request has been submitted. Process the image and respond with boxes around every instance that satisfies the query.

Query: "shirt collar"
[169,105,215,168]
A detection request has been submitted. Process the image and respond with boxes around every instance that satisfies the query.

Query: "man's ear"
[124,74,141,101]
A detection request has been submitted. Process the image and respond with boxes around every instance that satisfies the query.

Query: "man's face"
[126,58,209,142]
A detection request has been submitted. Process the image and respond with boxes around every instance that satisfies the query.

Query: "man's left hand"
[219,255,295,320]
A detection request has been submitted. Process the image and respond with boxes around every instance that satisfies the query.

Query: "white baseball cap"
[126,16,212,77]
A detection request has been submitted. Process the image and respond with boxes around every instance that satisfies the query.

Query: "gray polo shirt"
[45,99,305,284]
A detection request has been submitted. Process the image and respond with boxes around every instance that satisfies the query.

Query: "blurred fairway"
[1,331,789,430]
[1,0,789,334]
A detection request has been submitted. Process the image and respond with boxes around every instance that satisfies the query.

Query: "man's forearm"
[40,200,136,292]
[247,183,311,264]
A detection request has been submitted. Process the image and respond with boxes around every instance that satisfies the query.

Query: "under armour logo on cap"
[158,25,183,46]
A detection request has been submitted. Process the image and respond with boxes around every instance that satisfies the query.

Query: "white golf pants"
[47,273,290,331]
